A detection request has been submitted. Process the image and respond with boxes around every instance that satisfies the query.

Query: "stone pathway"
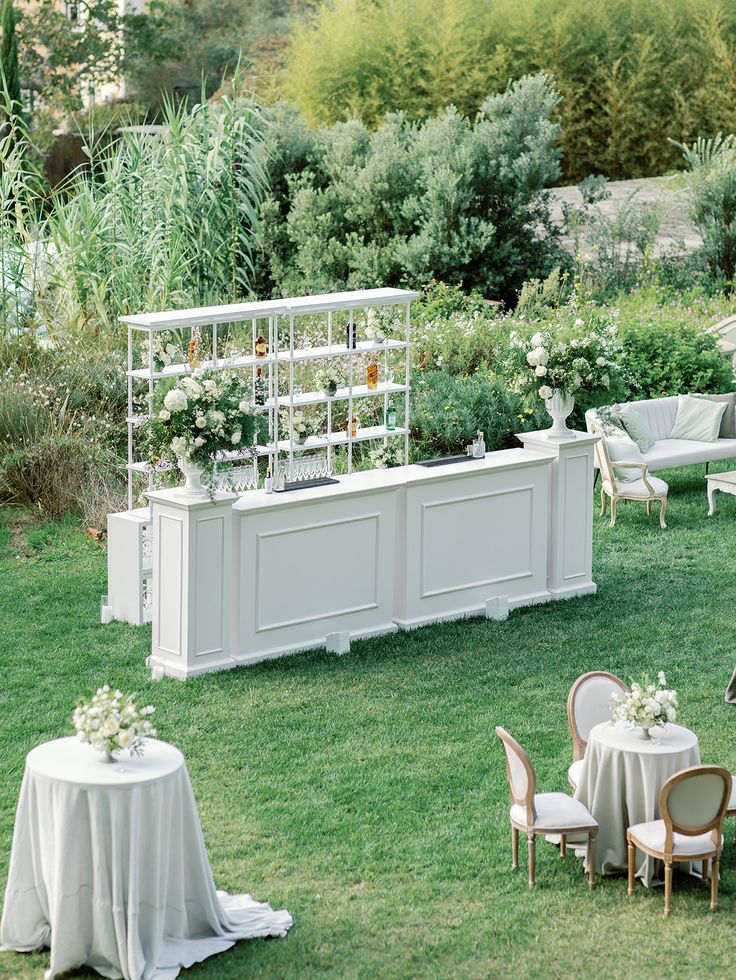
[549,176,701,257]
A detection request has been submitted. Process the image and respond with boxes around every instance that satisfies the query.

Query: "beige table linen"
[0,738,292,979]
[573,722,700,887]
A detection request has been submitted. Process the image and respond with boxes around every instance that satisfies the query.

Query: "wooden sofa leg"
[600,489,607,517]
[660,495,668,530]
[647,499,652,517]
[609,496,617,528]
[706,462,710,475]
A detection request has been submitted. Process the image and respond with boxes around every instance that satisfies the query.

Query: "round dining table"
[573,721,700,887]
[0,737,292,980]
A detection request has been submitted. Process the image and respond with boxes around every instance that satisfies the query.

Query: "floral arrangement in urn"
[363,306,399,345]
[147,370,260,495]
[505,302,625,437]
[73,686,157,762]
[612,672,678,739]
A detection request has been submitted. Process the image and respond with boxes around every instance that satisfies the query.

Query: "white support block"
[326,631,351,655]
[485,596,509,621]
[147,489,238,679]
[516,429,600,600]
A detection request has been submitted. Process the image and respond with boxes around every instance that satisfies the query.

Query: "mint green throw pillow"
[670,394,726,442]
[618,404,654,453]
[605,435,645,483]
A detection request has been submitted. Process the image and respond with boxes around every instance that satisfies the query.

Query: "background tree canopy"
[278,0,736,182]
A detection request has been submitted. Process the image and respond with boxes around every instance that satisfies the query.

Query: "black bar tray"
[415,454,484,468]
[273,477,340,493]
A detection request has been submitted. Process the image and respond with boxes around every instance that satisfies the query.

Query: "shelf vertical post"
[404,301,411,465]
[347,307,354,474]
[127,326,133,510]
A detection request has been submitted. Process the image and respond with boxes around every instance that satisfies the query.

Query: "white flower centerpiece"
[612,671,678,740]
[506,302,625,439]
[363,306,399,346]
[314,363,343,397]
[73,686,157,763]
[290,409,309,445]
[140,330,180,373]
[148,370,260,497]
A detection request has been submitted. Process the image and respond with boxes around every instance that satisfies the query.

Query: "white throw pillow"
[605,434,645,484]
[670,394,726,442]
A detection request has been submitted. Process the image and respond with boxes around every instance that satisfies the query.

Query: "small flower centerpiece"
[140,331,180,373]
[506,302,624,438]
[148,370,260,497]
[363,306,401,345]
[612,672,678,740]
[291,410,309,445]
[315,363,342,397]
[73,686,157,763]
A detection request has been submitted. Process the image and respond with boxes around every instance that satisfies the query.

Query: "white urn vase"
[176,457,208,499]
[544,390,575,439]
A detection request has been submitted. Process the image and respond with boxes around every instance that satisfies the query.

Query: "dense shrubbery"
[281,0,736,182]
[254,75,565,304]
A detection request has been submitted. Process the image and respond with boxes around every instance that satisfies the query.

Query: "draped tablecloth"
[573,722,700,887]
[0,738,292,979]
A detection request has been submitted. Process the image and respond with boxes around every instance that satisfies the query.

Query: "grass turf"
[1,465,736,979]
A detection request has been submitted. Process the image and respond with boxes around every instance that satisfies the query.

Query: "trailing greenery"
[280,0,736,182]
[255,74,564,304]
[3,477,736,977]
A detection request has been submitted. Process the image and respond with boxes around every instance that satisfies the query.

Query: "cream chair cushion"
[568,759,584,790]
[602,475,668,498]
[628,819,722,857]
[511,793,597,831]
[726,777,736,813]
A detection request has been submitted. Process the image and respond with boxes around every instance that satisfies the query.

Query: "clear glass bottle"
[254,367,266,406]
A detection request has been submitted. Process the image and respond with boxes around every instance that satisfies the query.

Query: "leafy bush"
[673,134,736,288]
[411,371,544,457]
[615,290,735,398]
[254,74,564,304]
[280,0,736,182]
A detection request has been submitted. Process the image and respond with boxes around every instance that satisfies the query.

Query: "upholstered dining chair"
[495,726,598,889]
[566,671,629,792]
[627,765,731,916]
[726,777,736,842]
[591,422,668,529]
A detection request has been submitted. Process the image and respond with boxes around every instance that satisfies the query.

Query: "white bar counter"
[147,432,598,678]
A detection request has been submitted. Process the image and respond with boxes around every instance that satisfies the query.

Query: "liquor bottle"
[188,327,201,369]
[255,334,268,359]
[254,367,266,406]
[264,466,273,493]
[385,400,396,431]
[367,360,378,391]
[346,320,356,349]
[347,416,359,438]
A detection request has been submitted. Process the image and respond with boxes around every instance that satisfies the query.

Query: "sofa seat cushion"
[628,818,722,858]
[643,439,736,470]
[603,475,668,498]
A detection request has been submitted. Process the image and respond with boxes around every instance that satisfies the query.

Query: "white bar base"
[326,631,351,655]
[485,596,509,621]
[549,583,598,601]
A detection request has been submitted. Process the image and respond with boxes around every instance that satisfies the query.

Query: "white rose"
[531,332,544,347]
[535,365,547,377]
[238,400,249,412]
[101,717,120,736]
[117,728,134,748]
[195,416,206,429]
[231,430,241,444]
[666,706,677,722]
[164,388,188,413]
[203,379,217,393]
[596,356,607,366]
[194,436,205,448]
[170,436,187,457]
[538,385,553,400]
[158,409,170,421]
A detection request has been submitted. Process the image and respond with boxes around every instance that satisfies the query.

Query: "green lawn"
[1,466,736,979]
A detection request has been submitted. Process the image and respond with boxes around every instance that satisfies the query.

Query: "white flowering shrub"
[73,686,156,758]
[147,369,261,476]
[612,672,678,731]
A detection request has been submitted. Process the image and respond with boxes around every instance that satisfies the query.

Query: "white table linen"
[0,738,292,979]
[573,722,700,887]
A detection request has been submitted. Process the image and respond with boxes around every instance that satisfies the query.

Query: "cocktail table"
[706,469,736,515]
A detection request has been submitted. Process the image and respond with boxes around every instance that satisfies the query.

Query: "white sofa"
[585,395,736,472]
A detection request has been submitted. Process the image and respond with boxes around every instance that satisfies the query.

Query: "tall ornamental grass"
[0,86,269,340]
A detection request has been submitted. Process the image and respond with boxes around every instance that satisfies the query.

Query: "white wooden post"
[147,489,237,679]
[516,430,599,600]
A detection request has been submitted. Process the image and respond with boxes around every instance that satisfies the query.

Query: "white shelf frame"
[122,288,419,508]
